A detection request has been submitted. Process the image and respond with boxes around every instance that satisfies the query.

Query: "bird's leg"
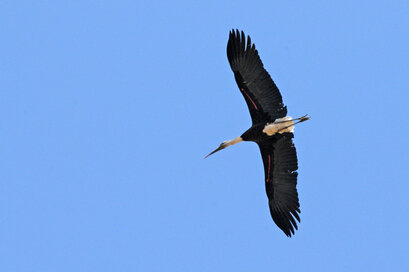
[297,114,310,123]
[277,115,310,133]
[274,114,310,124]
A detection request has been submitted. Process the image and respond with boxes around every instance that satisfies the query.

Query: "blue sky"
[1,1,409,271]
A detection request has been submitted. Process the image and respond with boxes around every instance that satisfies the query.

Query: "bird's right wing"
[227,29,287,124]
[258,133,300,237]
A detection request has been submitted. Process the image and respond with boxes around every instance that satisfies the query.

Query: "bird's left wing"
[258,133,300,237]
[227,30,287,124]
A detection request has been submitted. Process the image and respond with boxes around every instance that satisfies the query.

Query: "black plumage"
[206,29,308,237]
[258,134,300,237]
[227,30,287,124]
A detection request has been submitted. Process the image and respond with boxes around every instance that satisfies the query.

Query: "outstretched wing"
[227,29,287,124]
[258,133,300,237]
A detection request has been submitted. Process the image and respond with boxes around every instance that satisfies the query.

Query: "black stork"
[205,30,310,237]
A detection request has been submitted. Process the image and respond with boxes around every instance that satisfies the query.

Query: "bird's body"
[205,30,309,237]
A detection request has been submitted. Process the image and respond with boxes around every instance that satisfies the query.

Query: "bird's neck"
[225,136,243,147]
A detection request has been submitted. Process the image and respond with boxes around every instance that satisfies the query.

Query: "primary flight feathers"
[227,29,287,124]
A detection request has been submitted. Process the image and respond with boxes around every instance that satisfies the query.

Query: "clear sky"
[1,1,409,271]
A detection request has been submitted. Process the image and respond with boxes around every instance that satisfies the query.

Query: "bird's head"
[204,141,229,159]
[204,136,243,159]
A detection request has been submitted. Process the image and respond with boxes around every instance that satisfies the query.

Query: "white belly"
[262,116,295,136]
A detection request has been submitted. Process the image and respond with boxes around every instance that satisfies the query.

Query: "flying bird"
[205,30,309,237]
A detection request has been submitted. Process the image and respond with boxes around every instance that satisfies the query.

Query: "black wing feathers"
[227,30,301,237]
[227,29,287,124]
[258,133,300,237]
